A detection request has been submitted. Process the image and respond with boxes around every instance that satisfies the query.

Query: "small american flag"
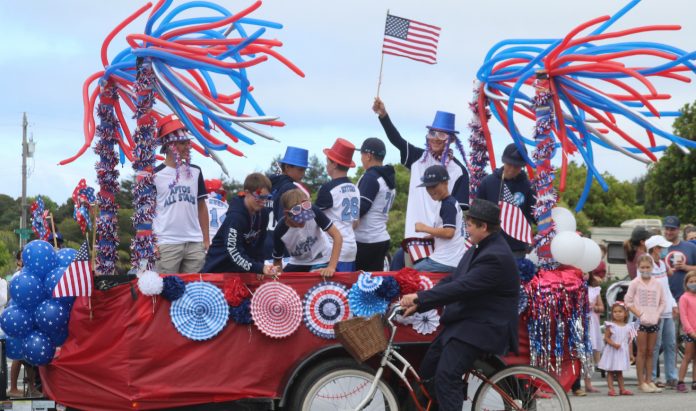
[382,14,441,65]
[53,241,93,298]
[499,185,533,244]
[402,237,434,263]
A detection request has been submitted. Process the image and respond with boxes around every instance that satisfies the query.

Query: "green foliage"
[555,162,645,227]
[266,154,329,201]
[386,165,410,252]
[643,102,696,222]
[0,195,20,230]
[0,240,12,276]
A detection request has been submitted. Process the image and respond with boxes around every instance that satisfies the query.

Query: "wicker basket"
[334,315,388,363]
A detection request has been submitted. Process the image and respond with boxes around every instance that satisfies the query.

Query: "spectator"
[316,138,360,272]
[625,254,666,393]
[590,244,608,282]
[476,143,535,257]
[153,114,209,274]
[202,173,277,279]
[264,146,310,259]
[597,303,635,396]
[354,137,396,271]
[624,226,651,279]
[683,224,696,245]
[412,165,466,273]
[204,179,229,243]
[663,216,696,301]
[645,235,678,389]
[676,271,696,393]
[372,97,469,270]
[272,189,342,278]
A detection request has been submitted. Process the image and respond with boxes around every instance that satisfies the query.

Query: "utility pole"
[20,112,28,248]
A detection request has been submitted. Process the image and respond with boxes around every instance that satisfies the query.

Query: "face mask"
[639,270,652,279]
[687,284,696,292]
[660,249,668,258]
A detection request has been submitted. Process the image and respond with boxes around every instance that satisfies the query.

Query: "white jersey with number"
[355,171,395,243]
[316,177,360,262]
[206,197,229,242]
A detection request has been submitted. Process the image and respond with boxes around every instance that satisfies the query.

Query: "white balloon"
[576,238,602,273]
[551,231,585,265]
[551,207,577,233]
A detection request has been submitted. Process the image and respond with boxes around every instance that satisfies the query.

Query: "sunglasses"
[250,191,272,201]
[427,130,450,141]
[287,200,312,215]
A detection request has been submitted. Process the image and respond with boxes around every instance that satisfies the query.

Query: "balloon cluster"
[72,179,95,235]
[475,0,696,212]
[0,241,76,366]
[60,0,305,167]
[30,196,51,241]
[548,207,602,272]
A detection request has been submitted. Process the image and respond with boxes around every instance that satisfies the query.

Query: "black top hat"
[465,199,501,224]
[417,165,449,187]
[501,143,527,167]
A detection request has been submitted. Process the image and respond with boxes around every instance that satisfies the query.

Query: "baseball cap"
[417,165,449,187]
[663,216,680,229]
[630,226,651,243]
[645,235,672,251]
[501,143,527,167]
[356,137,386,158]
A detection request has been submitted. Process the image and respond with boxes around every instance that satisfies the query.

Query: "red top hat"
[157,114,187,140]
[205,179,225,196]
[323,138,356,168]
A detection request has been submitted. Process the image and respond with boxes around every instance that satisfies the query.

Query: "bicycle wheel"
[472,365,570,411]
[291,357,399,410]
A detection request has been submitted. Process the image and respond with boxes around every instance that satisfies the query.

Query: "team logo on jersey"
[512,192,525,207]
[164,185,196,207]
[244,229,262,243]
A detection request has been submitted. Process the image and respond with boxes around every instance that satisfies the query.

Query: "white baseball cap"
[645,235,672,251]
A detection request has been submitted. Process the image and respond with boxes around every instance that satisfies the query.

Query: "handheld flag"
[53,242,93,298]
[499,184,533,244]
[382,14,441,64]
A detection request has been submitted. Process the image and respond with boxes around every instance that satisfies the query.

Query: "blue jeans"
[390,248,406,271]
[652,317,677,382]
[414,257,456,273]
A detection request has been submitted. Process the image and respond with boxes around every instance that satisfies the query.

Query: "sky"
[0,0,694,203]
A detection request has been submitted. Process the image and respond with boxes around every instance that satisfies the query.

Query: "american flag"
[402,237,434,263]
[53,241,93,298]
[382,14,441,65]
[499,184,533,244]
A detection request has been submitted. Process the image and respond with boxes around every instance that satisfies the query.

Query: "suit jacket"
[417,231,520,355]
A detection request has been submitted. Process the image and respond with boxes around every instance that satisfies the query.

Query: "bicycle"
[302,304,571,410]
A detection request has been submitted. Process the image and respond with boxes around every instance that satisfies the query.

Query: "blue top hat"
[426,111,458,134]
[280,146,309,168]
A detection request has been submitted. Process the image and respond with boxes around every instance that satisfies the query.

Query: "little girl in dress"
[598,302,636,396]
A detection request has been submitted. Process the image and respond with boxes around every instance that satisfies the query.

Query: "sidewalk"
[571,365,696,411]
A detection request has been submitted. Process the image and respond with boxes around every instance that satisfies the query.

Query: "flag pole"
[90,203,98,272]
[48,213,58,248]
[376,9,389,97]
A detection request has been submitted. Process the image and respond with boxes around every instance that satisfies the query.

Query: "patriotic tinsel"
[531,74,559,270]
[94,79,121,275]
[30,196,50,241]
[467,82,492,201]
[130,58,158,271]
[72,179,96,235]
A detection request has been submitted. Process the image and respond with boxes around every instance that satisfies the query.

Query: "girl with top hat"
[316,138,360,272]
[372,98,469,269]
[272,189,342,278]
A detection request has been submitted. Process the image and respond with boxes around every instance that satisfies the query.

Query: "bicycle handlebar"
[386,303,405,323]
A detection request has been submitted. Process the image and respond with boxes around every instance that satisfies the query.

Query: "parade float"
[4,0,696,410]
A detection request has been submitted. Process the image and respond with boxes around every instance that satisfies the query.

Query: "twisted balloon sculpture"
[61,0,304,271]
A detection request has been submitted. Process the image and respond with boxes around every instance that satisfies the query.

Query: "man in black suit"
[401,199,519,411]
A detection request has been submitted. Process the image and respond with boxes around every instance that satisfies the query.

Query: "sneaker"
[639,383,656,393]
[573,388,587,396]
[6,389,23,398]
[665,380,678,390]
[676,382,688,393]
[648,382,663,393]
[654,380,666,388]
[692,382,696,391]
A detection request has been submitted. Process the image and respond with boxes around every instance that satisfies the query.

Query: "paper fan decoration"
[411,309,440,335]
[303,282,351,339]
[251,282,302,339]
[348,283,389,318]
[357,272,383,293]
[418,275,434,291]
[170,281,229,341]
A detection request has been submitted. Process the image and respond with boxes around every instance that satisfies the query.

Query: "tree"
[643,101,696,223]
[555,161,645,227]
[265,154,329,197]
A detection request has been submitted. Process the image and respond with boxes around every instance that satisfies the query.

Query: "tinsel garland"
[30,196,50,241]
[467,82,491,201]
[130,59,158,270]
[162,276,185,301]
[531,74,559,270]
[94,79,121,275]
[525,270,592,377]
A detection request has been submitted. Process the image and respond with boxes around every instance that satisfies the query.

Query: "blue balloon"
[55,248,77,267]
[57,297,76,310]
[34,299,70,337]
[50,328,69,347]
[22,330,56,366]
[10,273,47,309]
[6,337,24,360]
[21,240,57,278]
[0,306,33,339]
[44,265,67,295]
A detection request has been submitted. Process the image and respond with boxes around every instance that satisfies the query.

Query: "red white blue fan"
[251,282,302,339]
[170,281,229,341]
[303,281,351,339]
